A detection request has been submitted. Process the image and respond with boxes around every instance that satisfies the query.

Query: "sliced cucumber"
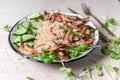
[17,24,23,29]
[22,21,30,29]
[13,36,22,43]
[31,28,37,33]
[30,13,41,20]
[30,20,43,29]
[13,27,27,35]
[22,34,35,42]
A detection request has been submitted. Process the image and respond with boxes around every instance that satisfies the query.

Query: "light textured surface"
[0,0,120,80]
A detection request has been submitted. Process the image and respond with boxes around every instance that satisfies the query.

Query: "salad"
[12,10,97,64]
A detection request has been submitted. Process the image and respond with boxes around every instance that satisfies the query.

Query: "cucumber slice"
[30,13,41,20]
[30,20,39,29]
[22,21,30,29]
[13,36,22,43]
[22,34,35,42]
[13,27,27,35]
[17,24,23,29]
[30,19,43,29]
[31,28,37,33]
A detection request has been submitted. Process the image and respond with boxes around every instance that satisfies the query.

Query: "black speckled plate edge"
[8,12,100,64]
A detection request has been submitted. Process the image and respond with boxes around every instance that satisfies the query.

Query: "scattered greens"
[103,18,117,28]
[101,37,120,60]
[95,63,103,76]
[59,62,76,80]
[26,76,33,80]
[3,25,9,32]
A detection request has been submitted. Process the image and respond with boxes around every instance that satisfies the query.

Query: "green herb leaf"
[101,48,109,55]
[96,63,102,70]
[3,25,9,32]
[107,65,119,72]
[103,18,117,27]
[72,31,80,37]
[98,70,103,76]
[110,52,119,60]
[101,37,120,60]
[44,58,53,64]
[95,63,103,77]
[107,65,115,72]
[59,67,65,72]
[79,43,88,52]
[26,76,33,80]
[113,67,119,72]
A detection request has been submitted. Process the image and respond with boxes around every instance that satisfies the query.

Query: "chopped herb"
[103,18,117,27]
[72,31,80,37]
[26,76,33,80]
[3,25,9,32]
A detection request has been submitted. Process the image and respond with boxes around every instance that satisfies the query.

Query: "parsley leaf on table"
[103,18,117,28]
[3,25,9,32]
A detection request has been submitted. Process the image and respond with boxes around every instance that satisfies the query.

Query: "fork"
[81,3,116,37]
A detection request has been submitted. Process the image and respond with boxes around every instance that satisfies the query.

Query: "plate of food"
[8,10,99,64]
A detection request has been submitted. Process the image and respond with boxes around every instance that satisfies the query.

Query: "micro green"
[59,62,76,80]
[101,37,120,60]
[26,76,33,80]
[95,63,103,76]
[103,18,117,27]
[3,25,9,32]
